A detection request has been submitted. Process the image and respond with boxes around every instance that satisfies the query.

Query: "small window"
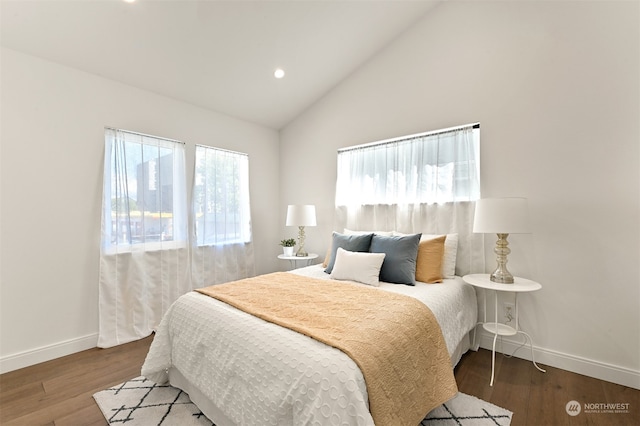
[102,128,187,251]
[336,124,480,206]
[193,145,252,246]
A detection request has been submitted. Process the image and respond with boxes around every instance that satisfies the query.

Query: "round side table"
[277,253,318,270]
[463,273,546,386]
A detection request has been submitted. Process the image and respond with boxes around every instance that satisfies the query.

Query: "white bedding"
[142,265,477,426]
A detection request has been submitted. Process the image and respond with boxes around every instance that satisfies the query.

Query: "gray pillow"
[369,233,421,285]
[324,232,374,274]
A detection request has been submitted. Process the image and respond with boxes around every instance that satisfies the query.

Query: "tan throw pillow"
[415,235,446,283]
[322,247,331,268]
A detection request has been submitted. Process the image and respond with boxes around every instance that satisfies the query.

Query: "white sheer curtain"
[98,128,190,348]
[191,145,255,287]
[335,124,484,276]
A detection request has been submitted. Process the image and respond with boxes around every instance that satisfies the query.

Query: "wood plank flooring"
[1,335,638,425]
[455,349,640,425]
[0,336,152,426]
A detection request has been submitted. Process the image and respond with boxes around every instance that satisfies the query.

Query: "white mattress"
[142,265,477,426]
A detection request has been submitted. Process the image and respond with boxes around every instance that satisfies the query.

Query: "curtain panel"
[191,243,255,288]
[335,202,484,276]
[98,130,256,348]
[335,125,480,206]
[191,145,255,288]
[334,124,484,276]
[98,129,191,348]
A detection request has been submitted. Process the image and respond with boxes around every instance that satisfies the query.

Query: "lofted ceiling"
[1,0,440,129]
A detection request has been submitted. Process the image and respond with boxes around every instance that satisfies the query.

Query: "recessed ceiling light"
[274,68,285,79]
[123,0,135,3]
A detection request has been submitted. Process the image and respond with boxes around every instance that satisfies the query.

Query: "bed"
[142,232,479,425]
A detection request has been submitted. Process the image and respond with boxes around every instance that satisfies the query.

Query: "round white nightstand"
[463,273,546,386]
[277,253,318,270]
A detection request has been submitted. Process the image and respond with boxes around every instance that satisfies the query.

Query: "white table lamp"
[473,197,531,284]
[286,205,316,257]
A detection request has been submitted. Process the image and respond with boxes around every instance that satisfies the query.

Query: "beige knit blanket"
[196,272,457,425]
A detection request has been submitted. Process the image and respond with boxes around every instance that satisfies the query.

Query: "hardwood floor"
[1,335,638,425]
[455,349,640,426]
[0,336,153,426]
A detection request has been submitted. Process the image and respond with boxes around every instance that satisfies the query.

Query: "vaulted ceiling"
[1,0,440,129]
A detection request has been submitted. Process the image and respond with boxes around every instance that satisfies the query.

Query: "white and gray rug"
[94,377,512,426]
[421,393,512,426]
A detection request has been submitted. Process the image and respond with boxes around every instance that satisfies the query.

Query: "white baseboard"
[475,330,640,390]
[0,333,98,374]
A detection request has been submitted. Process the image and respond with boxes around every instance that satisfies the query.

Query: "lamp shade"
[286,205,317,227]
[473,198,531,234]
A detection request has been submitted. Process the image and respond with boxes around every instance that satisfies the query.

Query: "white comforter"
[142,265,477,426]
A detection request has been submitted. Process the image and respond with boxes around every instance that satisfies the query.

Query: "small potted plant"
[280,238,296,256]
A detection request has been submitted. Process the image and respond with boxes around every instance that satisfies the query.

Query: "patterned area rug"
[94,377,512,426]
[421,392,512,425]
[94,377,213,425]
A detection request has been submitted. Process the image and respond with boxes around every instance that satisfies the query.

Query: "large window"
[193,145,252,245]
[335,124,480,206]
[99,129,254,348]
[102,128,187,252]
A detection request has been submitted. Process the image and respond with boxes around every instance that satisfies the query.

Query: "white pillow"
[392,232,458,278]
[330,247,386,286]
[429,233,458,278]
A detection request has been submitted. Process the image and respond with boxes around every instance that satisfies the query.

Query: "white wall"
[0,48,281,371]
[280,1,639,388]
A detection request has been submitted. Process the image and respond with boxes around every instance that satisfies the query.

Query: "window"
[99,129,254,348]
[193,145,252,245]
[102,128,187,251]
[335,124,480,206]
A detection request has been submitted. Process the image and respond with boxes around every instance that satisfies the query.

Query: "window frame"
[193,144,252,247]
[101,128,188,254]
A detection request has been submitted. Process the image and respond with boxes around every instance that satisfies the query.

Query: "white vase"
[283,246,294,257]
